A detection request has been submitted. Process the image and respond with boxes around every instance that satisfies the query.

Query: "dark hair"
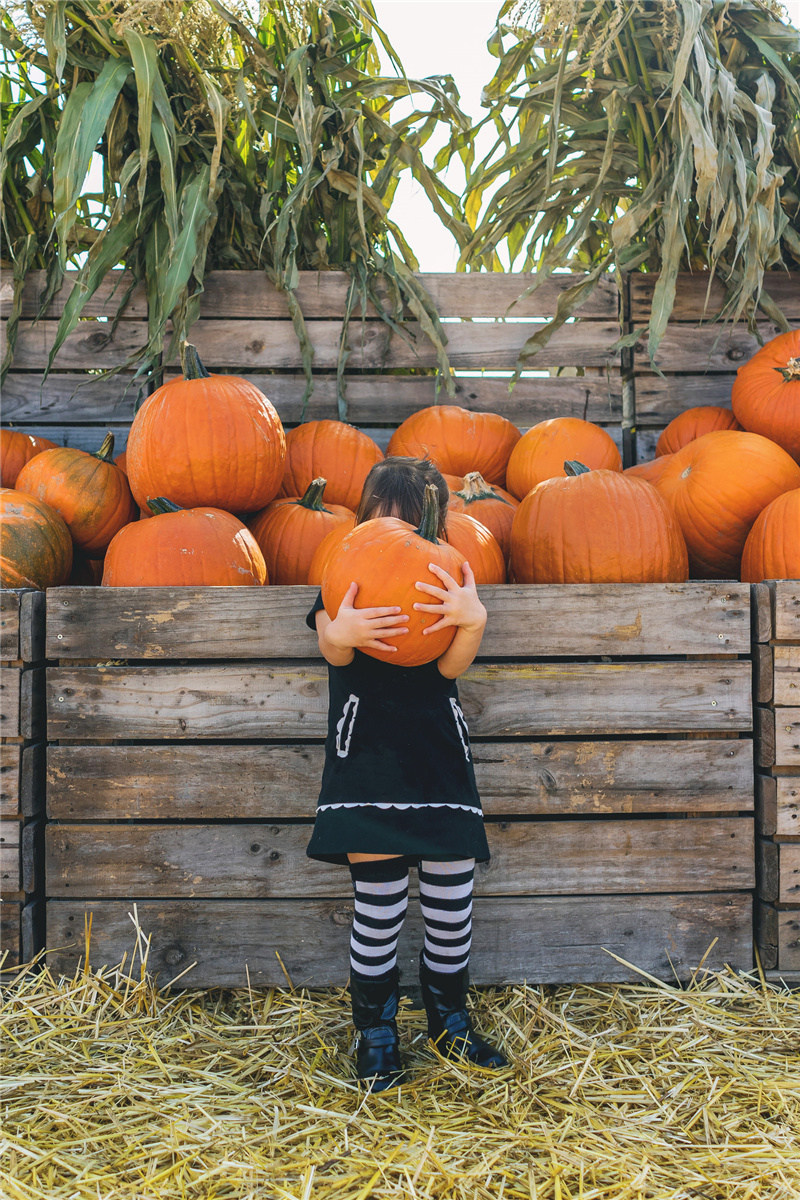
[356,457,449,538]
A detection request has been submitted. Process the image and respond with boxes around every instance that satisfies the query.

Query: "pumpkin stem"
[416,483,440,544]
[297,478,329,511]
[564,460,591,476]
[775,357,800,382]
[180,341,211,380]
[147,497,183,516]
[93,432,115,462]
[457,471,513,506]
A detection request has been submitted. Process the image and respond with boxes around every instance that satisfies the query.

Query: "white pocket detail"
[450,698,471,763]
[336,694,360,758]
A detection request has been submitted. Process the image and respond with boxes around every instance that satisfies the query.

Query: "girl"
[305,456,508,1092]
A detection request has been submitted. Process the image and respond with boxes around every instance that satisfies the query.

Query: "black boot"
[419,950,509,1069]
[349,966,407,1092]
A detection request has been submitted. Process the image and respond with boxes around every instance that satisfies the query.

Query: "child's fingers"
[421,615,453,635]
[415,580,448,598]
[461,561,476,586]
[358,605,404,618]
[365,612,407,625]
[365,639,399,652]
[413,601,447,614]
[428,563,458,588]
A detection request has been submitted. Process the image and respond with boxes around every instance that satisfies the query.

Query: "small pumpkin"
[279,420,383,510]
[308,515,357,586]
[127,342,286,512]
[445,511,506,583]
[740,489,800,583]
[623,456,674,486]
[505,418,621,500]
[386,406,520,487]
[655,406,741,457]
[653,430,800,578]
[249,478,354,585]
[15,432,137,557]
[447,471,519,560]
[731,328,800,462]
[322,484,465,667]
[102,499,268,587]
[0,430,57,488]
[0,489,73,590]
[510,462,688,584]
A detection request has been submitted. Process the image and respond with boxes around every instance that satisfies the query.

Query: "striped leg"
[348,857,410,980]
[418,859,475,974]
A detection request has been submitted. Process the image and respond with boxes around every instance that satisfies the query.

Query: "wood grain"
[45,817,754,898]
[774,647,800,707]
[754,645,773,705]
[46,660,753,740]
[778,845,800,906]
[0,902,21,971]
[43,892,753,987]
[772,583,800,643]
[46,738,753,821]
[778,910,800,971]
[757,838,779,903]
[776,715,800,768]
[1,840,20,895]
[630,273,800,321]
[751,583,773,645]
[0,591,21,662]
[19,591,45,663]
[776,778,800,838]
[756,773,777,837]
[632,376,738,424]
[0,668,22,739]
[15,270,147,320]
[46,583,752,660]
[0,745,20,817]
[755,900,778,970]
[755,706,776,769]
[632,323,781,374]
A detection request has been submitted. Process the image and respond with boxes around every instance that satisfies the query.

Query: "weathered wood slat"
[0,902,21,971]
[1,667,45,740]
[632,377,739,424]
[1,372,622,427]
[46,738,753,821]
[633,323,781,374]
[0,841,20,894]
[752,583,773,645]
[0,423,133,455]
[46,583,752,660]
[630,273,800,321]
[13,271,147,320]
[772,582,800,643]
[46,660,753,739]
[757,838,779,902]
[0,592,22,662]
[778,845,800,906]
[0,745,20,818]
[776,778,800,838]
[21,818,43,894]
[44,891,752,986]
[4,319,622,372]
[0,667,21,739]
[777,715,800,768]
[754,645,773,705]
[774,647,800,707]
[778,910,800,970]
[45,817,753,898]
[755,899,778,969]
[19,592,45,663]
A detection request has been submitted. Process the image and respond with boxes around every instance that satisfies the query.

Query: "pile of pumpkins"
[1,329,798,594]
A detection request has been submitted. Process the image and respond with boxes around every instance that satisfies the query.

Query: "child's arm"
[316,581,409,666]
[414,562,487,680]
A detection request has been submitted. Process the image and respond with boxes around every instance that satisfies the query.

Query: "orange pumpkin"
[623,456,674,486]
[510,462,688,584]
[740,489,800,583]
[322,484,465,667]
[386,406,520,487]
[445,511,506,583]
[249,479,354,585]
[442,473,464,490]
[127,343,286,513]
[114,449,128,475]
[732,329,800,462]
[655,406,741,457]
[505,418,621,500]
[15,432,137,557]
[653,430,800,578]
[447,471,519,560]
[279,421,383,510]
[308,515,357,586]
[103,499,268,587]
[0,489,73,589]
[0,431,57,488]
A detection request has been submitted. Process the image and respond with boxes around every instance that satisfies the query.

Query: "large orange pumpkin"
[127,342,286,513]
[505,418,621,500]
[386,406,520,487]
[15,432,136,557]
[624,456,674,486]
[308,515,358,585]
[445,511,506,583]
[510,462,688,584]
[655,406,741,456]
[102,499,268,587]
[322,484,465,667]
[732,329,800,462]
[0,431,57,488]
[447,471,519,560]
[0,489,73,589]
[279,421,383,510]
[249,478,354,585]
[653,430,800,578]
[740,489,800,583]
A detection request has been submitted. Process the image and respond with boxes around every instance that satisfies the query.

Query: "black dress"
[305,593,491,865]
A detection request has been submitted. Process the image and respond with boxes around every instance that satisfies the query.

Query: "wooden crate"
[44,583,755,987]
[0,590,47,975]
[753,580,800,984]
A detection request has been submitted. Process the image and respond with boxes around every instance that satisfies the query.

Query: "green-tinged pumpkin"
[249,479,354,585]
[0,430,58,488]
[0,489,73,589]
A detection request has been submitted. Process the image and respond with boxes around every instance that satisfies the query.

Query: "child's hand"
[326,582,409,654]
[413,562,487,636]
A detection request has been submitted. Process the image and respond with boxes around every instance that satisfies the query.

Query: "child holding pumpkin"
[306,457,508,1091]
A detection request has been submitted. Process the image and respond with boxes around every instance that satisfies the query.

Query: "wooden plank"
[756,773,777,837]
[0,591,22,662]
[0,667,22,739]
[1,372,623,428]
[0,745,20,818]
[46,660,753,740]
[630,273,800,321]
[755,900,778,970]
[777,715,800,768]
[21,818,43,895]
[632,376,739,424]
[0,423,132,455]
[774,647,800,707]
[13,270,147,320]
[755,706,776,770]
[20,898,41,965]
[46,739,754,821]
[4,318,623,372]
[0,902,21,971]
[752,583,773,645]
[778,910,800,971]
[778,844,800,906]
[43,891,753,987]
[0,817,20,850]
[46,583,752,660]
[19,743,45,819]
[773,582,800,643]
[632,323,783,374]
[776,778,800,838]
[757,838,779,903]
[19,591,45,663]
[754,645,773,705]
[44,817,753,898]
[0,840,20,895]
